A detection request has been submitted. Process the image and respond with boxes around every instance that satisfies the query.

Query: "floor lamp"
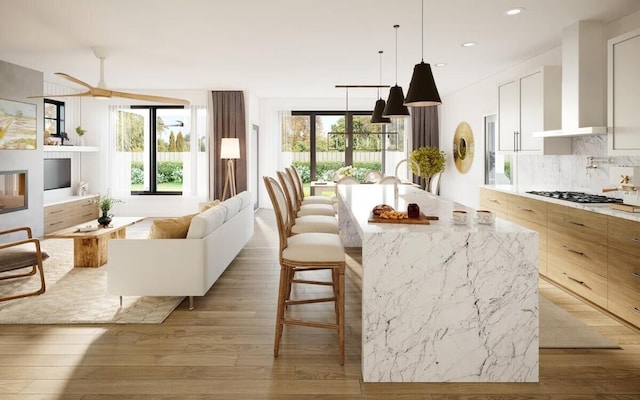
[221,138,240,200]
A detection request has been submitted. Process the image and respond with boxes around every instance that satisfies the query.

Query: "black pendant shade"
[383,85,410,118]
[405,61,442,106]
[371,98,391,124]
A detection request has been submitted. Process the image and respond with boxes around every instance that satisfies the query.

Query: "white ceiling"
[2,0,640,100]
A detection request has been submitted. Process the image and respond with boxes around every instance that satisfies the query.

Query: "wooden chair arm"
[0,237,42,252]
[0,226,33,239]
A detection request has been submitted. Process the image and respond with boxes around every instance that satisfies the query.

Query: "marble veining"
[339,184,539,382]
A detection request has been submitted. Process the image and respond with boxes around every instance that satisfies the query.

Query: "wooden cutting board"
[368,212,438,225]
[610,203,640,213]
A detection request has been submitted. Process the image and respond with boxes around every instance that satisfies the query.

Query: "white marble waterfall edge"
[361,230,539,382]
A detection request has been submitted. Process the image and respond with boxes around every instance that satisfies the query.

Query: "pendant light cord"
[421,0,424,62]
[393,24,399,84]
[378,50,383,99]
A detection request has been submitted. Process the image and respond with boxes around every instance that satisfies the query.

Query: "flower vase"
[78,136,85,146]
[97,211,112,227]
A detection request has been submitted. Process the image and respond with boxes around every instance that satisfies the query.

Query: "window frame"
[44,99,65,136]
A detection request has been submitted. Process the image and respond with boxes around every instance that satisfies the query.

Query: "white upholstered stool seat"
[291,215,339,235]
[302,195,334,205]
[283,233,345,262]
[297,203,336,217]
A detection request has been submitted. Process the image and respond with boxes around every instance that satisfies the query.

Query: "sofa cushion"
[200,199,221,212]
[187,205,227,239]
[220,196,242,222]
[148,214,198,239]
[237,191,252,210]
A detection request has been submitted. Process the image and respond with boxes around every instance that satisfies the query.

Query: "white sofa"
[107,191,254,309]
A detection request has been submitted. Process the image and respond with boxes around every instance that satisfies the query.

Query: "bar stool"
[279,170,335,216]
[288,166,335,205]
[263,176,345,365]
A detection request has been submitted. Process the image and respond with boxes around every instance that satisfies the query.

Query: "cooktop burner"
[526,191,623,204]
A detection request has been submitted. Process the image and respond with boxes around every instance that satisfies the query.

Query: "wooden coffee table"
[46,217,145,268]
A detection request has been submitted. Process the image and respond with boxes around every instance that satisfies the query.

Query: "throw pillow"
[200,199,221,212]
[148,214,197,239]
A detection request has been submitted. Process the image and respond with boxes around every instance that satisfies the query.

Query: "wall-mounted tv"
[44,158,71,191]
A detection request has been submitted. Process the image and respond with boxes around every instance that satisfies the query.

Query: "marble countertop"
[338,184,534,237]
[483,184,640,222]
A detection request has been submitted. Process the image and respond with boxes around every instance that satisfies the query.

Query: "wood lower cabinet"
[481,187,640,329]
[44,195,99,234]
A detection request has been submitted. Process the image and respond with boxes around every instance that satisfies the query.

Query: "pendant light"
[383,25,410,118]
[371,50,391,124]
[405,0,442,106]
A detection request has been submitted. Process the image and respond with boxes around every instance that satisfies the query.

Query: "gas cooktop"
[526,191,623,204]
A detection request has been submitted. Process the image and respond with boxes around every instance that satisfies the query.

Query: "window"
[485,114,512,184]
[284,111,405,183]
[44,99,65,136]
[115,105,205,195]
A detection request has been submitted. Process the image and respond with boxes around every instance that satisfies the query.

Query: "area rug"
[0,237,184,324]
[539,296,619,349]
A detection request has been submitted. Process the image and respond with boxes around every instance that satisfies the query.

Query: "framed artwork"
[0,98,37,150]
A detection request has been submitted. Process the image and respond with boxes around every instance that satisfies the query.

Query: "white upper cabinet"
[497,66,571,154]
[608,28,640,155]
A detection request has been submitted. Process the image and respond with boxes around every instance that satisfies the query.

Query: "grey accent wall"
[0,60,44,238]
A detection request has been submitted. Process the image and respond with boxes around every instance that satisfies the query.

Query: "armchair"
[0,227,48,302]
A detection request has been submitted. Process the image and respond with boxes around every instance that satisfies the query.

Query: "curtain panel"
[211,91,247,200]
[410,106,439,186]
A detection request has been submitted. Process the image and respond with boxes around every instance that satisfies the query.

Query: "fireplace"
[0,170,27,214]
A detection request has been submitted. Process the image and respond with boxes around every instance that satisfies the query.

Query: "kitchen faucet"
[393,158,421,201]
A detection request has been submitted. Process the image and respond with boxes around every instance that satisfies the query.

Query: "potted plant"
[409,146,446,189]
[75,125,86,146]
[94,195,123,227]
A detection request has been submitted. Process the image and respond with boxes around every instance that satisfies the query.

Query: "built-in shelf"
[43,145,99,152]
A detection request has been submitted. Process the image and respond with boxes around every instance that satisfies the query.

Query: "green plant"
[75,126,86,136]
[409,146,446,179]
[94,195,123,214]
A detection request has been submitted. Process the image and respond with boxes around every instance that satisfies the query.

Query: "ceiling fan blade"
[27,91,92,99]
[109,90,190,105]
[55,72,94,89]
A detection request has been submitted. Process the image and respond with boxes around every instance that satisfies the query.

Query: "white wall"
[439,10,640,208]
[0,60,45,237]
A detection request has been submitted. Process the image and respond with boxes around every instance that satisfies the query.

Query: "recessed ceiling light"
[434,63,446,67]
[461,42,476,47]
[505,7,525,16]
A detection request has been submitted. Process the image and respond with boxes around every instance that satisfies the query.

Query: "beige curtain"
[210,91,246,200]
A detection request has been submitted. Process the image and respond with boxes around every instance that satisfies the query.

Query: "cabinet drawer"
[508,195,547,224]
[548,231,607,277]
[607,283,640,328]
[608,250,640,292]
[608,216,640,257]
[479,188,509,218]
[547,255,608,308]
[547,203,607,244]
[44,203,67,218]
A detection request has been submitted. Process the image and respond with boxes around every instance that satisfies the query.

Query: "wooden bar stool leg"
[274,265,289,358]
[338,267,345,366]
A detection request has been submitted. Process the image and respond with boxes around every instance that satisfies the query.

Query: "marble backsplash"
[517,135,640,196]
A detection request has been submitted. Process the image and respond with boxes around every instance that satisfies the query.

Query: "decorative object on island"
[335,165,356,179]
[404,0,442,107]
[220,137,240,200]
[371,51,392,124]
[383,25,410,118]
[409,146,445,188]
[453,121,474,173]
[94,195,123,227]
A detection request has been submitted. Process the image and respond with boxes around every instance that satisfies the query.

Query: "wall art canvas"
[0,98,37,150]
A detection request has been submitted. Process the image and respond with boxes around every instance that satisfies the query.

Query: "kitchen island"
[337,184,539,382]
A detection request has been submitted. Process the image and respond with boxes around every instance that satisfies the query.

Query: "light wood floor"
[0,209,639,399]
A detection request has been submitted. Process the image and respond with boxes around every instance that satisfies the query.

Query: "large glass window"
[44,99,65,136]
[115,105,205,195]
[485,114,513,184]
[283,111,406,192]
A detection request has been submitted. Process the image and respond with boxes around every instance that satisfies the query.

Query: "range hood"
[534,21,607,138]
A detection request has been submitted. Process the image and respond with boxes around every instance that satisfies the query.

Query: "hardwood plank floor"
[0,209,638,399]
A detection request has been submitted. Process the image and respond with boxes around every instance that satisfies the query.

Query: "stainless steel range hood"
[534,21,607,138]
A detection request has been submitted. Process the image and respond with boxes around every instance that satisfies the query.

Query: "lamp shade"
[371,99,391,124]
[405,61,442,106]
[220,138,240,159]
[383,85,410,118]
